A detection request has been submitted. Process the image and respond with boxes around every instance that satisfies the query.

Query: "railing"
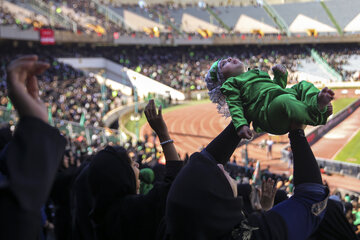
[90,0,132,30]
[261,0,291,37]
[319,0,343,36]
[28,0,77,32]
[205,6,231,33]
[311,48,343,82]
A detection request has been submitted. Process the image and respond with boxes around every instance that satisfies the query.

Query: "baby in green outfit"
[205,57,334,139]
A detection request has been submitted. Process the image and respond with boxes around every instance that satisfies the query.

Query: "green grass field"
[332,98,358,115]
[334,130,360,164]
[125,99,210,133]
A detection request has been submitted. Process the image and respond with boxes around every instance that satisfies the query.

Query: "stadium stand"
[1,0,360,239]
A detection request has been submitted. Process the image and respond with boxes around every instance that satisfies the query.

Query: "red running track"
[140,102,360,192]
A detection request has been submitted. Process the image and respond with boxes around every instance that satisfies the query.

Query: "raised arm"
[1,55,66,239]
[221,78,252,139]
[144,99,180,161]
[6,55,50,122]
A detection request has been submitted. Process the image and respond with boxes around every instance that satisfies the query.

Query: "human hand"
[237,125,253,140]
[144,99,168,140]
[6,55,49,122]
[260,178,278,211]
[272,64,287,75]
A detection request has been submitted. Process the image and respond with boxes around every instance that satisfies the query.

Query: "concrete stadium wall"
[103,102,147,128]
[317,158,360,179]
[58,57,185,101]
[0,25,39,41]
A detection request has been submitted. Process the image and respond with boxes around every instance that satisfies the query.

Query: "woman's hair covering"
[310,199,359,240]
[88,146,136,222]
[0,125,12,151]
[139,168,155,195]
[205,60,231,118]
[166,152,244,239]
[237,183,254,215]
[274,189,289,206]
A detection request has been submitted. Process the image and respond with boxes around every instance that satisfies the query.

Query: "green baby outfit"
[220,69,328,135]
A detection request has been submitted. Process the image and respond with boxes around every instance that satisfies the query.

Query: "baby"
[205,57,334,139]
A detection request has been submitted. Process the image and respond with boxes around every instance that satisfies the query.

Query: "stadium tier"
[0,1,360,239]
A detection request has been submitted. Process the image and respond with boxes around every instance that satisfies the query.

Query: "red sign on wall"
[40,29,55,45]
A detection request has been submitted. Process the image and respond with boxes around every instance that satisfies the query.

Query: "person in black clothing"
[88,99,183,240]
[0,55,66,240]
[308,198,359,240]
[166,121,329,240]
[50,152,79,240]
[70,158,96,240]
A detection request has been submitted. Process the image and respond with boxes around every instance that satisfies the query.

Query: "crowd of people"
[0,54,359,240]
[0,6,44,30]
[1,42,360,132]
[0,0,324,40]
[0,47,126,128]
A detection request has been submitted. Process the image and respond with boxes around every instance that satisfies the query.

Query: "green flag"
[48,106,54,126]
[6,98,12,111]
[79,112,85,127]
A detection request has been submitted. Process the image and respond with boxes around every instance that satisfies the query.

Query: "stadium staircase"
[27,0,78,32]
[89,0,131,30]
[261,0,291,36]
[310,48,343,82]
[319,0,343,36]
[205,6,232,33]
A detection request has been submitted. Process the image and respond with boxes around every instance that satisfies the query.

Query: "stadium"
[1,0,360,239]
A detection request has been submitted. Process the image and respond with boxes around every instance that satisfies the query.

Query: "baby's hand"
[237,125,253,140]
[272,64,287,75]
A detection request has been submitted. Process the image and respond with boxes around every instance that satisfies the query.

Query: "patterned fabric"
[232,218,259,240]
[311,195,329,216]
[205,59,231,117]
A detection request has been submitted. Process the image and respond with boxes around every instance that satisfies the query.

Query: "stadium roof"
[344,13,360,32]
[123,10,166,31]
[234,14,279,34]
[325,0,360,29]
[289,14,337,33]
[181,13,226,33]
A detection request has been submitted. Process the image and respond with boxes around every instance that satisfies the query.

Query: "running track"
[141,102,360,192]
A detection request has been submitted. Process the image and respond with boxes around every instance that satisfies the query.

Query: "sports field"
[334,130,360,164]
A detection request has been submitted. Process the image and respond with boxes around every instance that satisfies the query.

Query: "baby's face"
[220,57,246,80]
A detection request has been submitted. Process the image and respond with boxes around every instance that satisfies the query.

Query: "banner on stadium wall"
[40,29,55,45]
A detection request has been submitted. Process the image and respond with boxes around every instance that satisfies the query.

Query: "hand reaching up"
[6,55,50,122]
[260,178,278,211]
[272,64,287,75]
[144,99,180,161]
[144,99,168,140]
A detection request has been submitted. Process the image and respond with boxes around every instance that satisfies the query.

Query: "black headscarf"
[88,146,136,224]
[308,199,359,240]
[89,146,183,240]
[274,189,289,206]
[237,183,257,216]
[166,152,244,239]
